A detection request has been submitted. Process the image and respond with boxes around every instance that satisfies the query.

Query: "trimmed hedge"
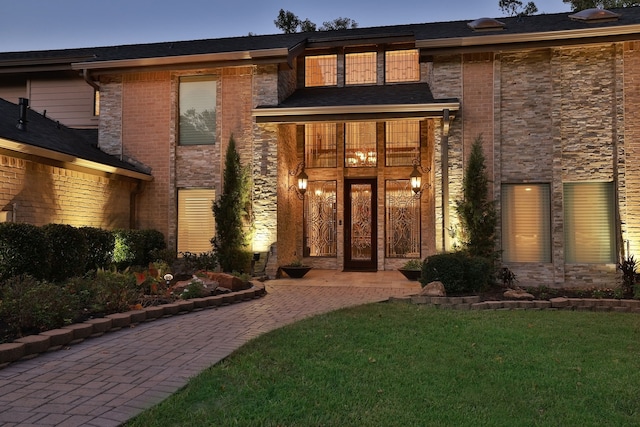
[0,223,48,281]
[42,223,87,282]
[113,229,166,269]
[420,252,493,295]
[80,226,115,271]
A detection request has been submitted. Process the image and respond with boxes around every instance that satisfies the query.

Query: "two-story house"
[1,7,640,287]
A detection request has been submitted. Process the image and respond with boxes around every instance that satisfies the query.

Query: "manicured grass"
[127,304,640,426]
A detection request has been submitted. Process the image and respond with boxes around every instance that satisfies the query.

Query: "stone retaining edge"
[0,283,266,369]
[402,295,640,313]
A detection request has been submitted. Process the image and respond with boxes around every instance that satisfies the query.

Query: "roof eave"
[72,47,293,71]
[252,102,460,123]
[416,24,640,51]
[0,137,153,181]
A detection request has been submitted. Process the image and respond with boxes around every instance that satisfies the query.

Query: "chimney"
[17,98,28,131]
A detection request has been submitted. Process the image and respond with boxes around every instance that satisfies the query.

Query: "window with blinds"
[385,50,419,83]
[502,184,551,263]
[345,52,377,85]
[305,123,337,168]
[179,76,217,145]
[177,188,215,254]
[385,121,420,166]
[305,55,337,87]
[564,182,615,264]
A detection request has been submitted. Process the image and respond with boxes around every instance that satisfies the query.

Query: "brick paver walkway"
[0,273,418,426]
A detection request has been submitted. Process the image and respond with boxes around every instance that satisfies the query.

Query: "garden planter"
[280,266,312,278]
[398,269,421,281]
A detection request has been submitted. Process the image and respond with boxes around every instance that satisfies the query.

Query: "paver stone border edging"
[0,283,266,368]
[392,295,640,312]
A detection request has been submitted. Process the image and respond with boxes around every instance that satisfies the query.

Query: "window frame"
[178,76,217,146]
[501,183,552,263]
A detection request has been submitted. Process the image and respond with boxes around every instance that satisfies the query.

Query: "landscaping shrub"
[0,275,77,338]
[90,269,140,314]
[0,223,47,281]
[420,252,493,294]
[113,229,166,269]
[179,251,218,273]
[42,223,88,282]
[79,226,115,271]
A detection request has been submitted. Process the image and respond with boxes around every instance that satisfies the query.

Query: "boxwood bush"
[420,252,493,295]
[0,223,47,281]
[42,223,88,282]
[80,226,115,271]
[113,229,166,269]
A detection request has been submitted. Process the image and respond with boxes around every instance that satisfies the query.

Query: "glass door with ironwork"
[344,179,377,271]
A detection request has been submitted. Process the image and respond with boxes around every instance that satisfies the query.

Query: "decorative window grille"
[345,52,377,85]
[385,180,420,257]
[305,181,337,257]
[345,122,377,167]
[502,184,551,263]
[305,123,337,168]
[385,121,420,166]
[385,50,419,83]
[305,55,337,87]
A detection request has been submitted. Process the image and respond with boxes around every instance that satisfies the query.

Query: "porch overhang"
[253,102,459,123]
[252,83,459,123]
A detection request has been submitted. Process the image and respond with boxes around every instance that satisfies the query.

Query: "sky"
[0,0,572,53]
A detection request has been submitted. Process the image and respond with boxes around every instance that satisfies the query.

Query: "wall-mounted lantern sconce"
[410,159,430,198]
[289,161,307,200]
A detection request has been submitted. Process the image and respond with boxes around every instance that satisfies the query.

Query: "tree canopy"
[499,0,538,16]
[274,9,358,33]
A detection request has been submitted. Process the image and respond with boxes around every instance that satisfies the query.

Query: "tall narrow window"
[386,180,420,257]
[385,49,419,83]
[345,122,377,167]
[305,123,337,168]
[93,90,100,116]
[502,184,551,263]
[564,182,615,264]
[179,76,217,145]
[305,181,337,257]
[346,52,377,85]
[305,55,337,87]
[177,188,215,254]
[385,121,420,166]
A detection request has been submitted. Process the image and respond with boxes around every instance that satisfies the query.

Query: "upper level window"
[346,52,377,85]
[385,49,419,83]
[345,122,377,167]
[305,55,337,87]
[179,76,217,146]
[305,123,337,168]
[385,121,420,166]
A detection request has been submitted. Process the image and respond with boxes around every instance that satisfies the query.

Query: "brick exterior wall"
[624,42,640,257]
[0,155,132,228]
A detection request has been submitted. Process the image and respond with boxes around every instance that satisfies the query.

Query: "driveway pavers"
[0,271,419,426]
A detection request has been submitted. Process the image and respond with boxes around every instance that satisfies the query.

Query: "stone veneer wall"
[430,43,630,288]
[624,42,640,257]
[0,155,132,228]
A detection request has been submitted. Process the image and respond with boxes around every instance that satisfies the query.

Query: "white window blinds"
[177,189,215,254]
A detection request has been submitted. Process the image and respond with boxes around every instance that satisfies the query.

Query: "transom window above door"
[345,122,377,167]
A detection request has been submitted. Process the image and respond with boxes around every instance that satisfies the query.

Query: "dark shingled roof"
[2,7,640,66]
[0,98,150,176]
[273,83,454,108]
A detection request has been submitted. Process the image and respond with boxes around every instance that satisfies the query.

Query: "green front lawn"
[128,304,640,426]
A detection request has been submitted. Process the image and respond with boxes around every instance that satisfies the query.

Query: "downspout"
[441,109,452,251]
[82,69,100,91]
[130,181,146,229]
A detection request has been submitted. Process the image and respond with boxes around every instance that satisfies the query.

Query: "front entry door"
[344,179,377,271]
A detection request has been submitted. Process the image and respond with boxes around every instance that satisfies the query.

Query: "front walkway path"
[0,271,419,426]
